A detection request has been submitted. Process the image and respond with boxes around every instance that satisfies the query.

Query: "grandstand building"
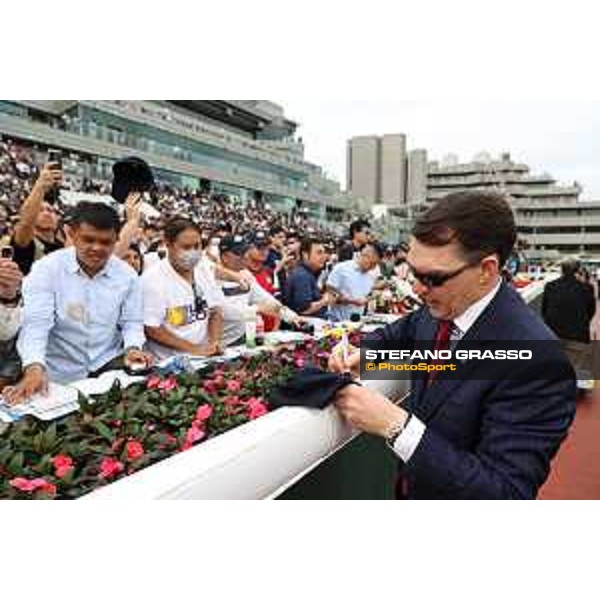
[0,100,348,222]
[388,149,600,259]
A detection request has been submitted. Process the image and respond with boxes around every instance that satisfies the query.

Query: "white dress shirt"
[393,279,502,462]
[17,248,145,384]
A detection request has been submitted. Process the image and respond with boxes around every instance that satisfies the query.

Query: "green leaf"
[92,422,115,443]
[8,452,25,475]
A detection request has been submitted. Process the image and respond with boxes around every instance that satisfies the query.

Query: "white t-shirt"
[142,259,225,360]
[217,269,277,346]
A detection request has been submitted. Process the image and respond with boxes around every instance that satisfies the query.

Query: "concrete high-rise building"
[380,134,407,207]
[407,149,428,204]
[347,133,426,208]
[346,135,380,204]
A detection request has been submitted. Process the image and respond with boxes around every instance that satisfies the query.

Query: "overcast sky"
[283,101,600,200]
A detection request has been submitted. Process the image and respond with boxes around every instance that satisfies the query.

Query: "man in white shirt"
[330,191,575,499]
[326,243,383,322]
[142,218,224,361]
[5,202,151,404]
[216,235,299,346]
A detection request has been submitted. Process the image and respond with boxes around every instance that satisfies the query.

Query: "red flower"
[293,350,307,368]
[203,379,218,394]
[224,395,241,407]
[146,375,162,390]
[38,482,57,497]
[52,455,74,479]
[99,457,125,479]
[195,404,213,422]
[126,440,145,461]
[226,380,241,393]
[9,477,57,496]
[158,376,178,393]
[246,398,268,420]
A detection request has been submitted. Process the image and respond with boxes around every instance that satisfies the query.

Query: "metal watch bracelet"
[386,412,413,448]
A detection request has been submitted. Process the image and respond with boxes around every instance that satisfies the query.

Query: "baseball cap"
[246,231,269,248]
[220,234,249,256]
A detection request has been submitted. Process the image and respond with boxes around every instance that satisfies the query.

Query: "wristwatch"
[385,412,412,449]
[0,291,22,306]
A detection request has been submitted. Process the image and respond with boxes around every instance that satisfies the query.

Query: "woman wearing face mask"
[141,218,225,361]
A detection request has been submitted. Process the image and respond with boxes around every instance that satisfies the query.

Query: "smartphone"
[45,149,62,205]
[47,149,62,170]
[1,246,14,260]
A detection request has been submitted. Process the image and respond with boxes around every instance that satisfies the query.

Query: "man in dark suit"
[330,191,576,499]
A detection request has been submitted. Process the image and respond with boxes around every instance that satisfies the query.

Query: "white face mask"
[176,248,202,271]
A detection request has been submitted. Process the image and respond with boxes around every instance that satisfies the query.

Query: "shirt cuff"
[392,415,426,463]
[123,330,146,352]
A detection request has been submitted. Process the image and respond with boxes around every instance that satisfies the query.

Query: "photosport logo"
[359,340,581,382]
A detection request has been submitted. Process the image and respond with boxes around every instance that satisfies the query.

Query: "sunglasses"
[409,262,475,288]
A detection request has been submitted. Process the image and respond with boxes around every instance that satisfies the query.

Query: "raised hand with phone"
[11,152,64,275]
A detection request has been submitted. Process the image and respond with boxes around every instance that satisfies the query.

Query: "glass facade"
[62,106,308,192]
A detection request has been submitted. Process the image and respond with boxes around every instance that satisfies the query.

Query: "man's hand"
[34,163,63,195]
[237,271,255,290]
[348,298,367,307]
[124,348,154,369]
[335,384,408,438]
[193,341,222,357]
[3,364,48,406]
[322,291,336,307]
[124,192,142,222]
[0,258,22,300]
[328,350,360,375]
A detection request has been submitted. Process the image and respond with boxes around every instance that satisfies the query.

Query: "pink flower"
[9,477,57,496]
[223,395,240,407]
[226,380,242,393]
[9,477,38,492]
[214,375,226,390]
[52,455,74,479]
[202,379,218,394]
[158,376,178,393]
[99,457,125,479]
[293,350,307,368]
[246,398,268,420]
[126,440,145,461]
[146,375,162,390]
[195,404,213,422]
[185,423,206,446]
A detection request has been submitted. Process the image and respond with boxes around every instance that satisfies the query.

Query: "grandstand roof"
[166,100,296,138]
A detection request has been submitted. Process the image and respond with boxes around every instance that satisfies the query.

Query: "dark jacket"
[541,275,596,343]
[365,283,576,499]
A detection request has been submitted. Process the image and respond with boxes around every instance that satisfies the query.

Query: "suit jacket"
[365,282,576,499]
[541,275,596,343]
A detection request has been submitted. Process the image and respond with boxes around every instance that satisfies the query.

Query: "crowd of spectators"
[0,135,411,403]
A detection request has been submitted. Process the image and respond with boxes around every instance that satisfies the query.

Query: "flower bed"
[0,338,344,500]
